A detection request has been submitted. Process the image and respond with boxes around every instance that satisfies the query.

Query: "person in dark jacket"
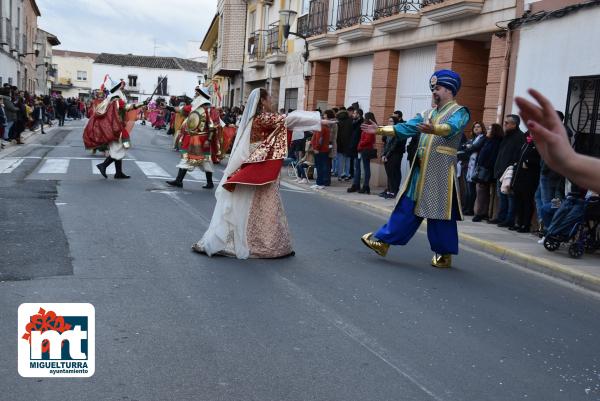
[510,132,541,232]
[336,107,353,181]
[490,114,525,226]
[347,107,363,184]
[55,97,66,126]
[472,123,502,222]
[380,115,406,199]
[11,96,27,144]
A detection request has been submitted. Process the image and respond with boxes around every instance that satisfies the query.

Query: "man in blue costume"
[360,69,470,268]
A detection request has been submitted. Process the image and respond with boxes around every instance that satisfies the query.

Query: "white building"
[92,53,207,102]
[52,50,98,99]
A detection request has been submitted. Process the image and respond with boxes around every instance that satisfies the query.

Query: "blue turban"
[430,69,462,96]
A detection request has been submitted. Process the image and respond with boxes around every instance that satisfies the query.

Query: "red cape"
[83,101,123,149]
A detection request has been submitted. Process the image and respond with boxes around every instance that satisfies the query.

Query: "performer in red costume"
[83,81,146,179]
[165,87,218,189]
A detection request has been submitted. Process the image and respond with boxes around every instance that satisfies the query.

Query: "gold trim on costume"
[432,123,451,137]
[375,126,396,137]
[435,146,457,156]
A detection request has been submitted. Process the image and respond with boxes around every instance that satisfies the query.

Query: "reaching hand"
[360,123,377,134]
[515,89,574,174]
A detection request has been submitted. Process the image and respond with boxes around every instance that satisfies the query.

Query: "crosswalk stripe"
[0,158,24,173]
[38,159,69,174]
[91,160,115,175]
[135,161,170,178]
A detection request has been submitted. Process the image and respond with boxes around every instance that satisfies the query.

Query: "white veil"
[197,88,262,259]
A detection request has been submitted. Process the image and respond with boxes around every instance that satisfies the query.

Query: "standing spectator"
[336,107,353,181]
[56,96,66,126]
[381,115,406,199]
[12,96,27,144]
[490,114,525,226]
[463,122,487,215]
[324,109,338,179]
[1,92,18,142]
[510,131,541,232]
[0,97,6,148]
[33,98,46,134]
[349,111,375,194]
[311,122,331,189]
[472,123,503,222]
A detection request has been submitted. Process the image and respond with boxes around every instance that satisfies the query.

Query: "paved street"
[1,121,600,401]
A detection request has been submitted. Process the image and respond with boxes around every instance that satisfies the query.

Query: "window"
[8,77,13,85]
[0,77,2,86]
[566,75,600,157]
[249,10,256,33]
[76,71,87,81]
[157,76,168,96]
[128,75,137,87]
[301,0,310,14]
[284,88,298,112]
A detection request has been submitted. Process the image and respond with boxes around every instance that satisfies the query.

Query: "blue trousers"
[375,195,459,255]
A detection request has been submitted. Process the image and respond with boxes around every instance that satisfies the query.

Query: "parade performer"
[192,88,321,259]
[83,81,147,179]
[360,69,470,268]
[166,87,217,189]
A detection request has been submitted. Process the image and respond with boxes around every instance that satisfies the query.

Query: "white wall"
[511,8,600,117]
[91,64,205,98]
[0,54,19,86]
[345,55,373,111]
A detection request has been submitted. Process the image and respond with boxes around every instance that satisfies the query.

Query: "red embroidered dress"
[223,112,287,192]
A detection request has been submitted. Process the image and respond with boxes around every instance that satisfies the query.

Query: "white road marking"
[38,158,69,174]
[91,160,115,175]
[280,180,307,191]
[134,161,170,178]
[0,158,24,173]
[187,170,207,181]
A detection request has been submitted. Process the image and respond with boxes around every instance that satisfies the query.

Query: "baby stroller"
[544,195,600,258]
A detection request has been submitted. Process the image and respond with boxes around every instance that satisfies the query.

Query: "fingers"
[526,119,554,143]
[515,96,543,125]
[528,89,555,116]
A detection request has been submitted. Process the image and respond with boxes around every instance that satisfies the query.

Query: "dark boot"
[203,172,214,189]
[166,168,187,187]
[114,159,130,179]
[358,186,370,194]
[347,185,359,193]
[96,157,114,179]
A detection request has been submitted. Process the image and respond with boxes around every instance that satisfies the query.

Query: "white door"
[395,46,436,184]
[395,45,436,119]
[345,55,373,111]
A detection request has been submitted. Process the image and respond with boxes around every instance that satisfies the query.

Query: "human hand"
[416,122,435,134]
[515,89,574,174]
[360,123,377,134]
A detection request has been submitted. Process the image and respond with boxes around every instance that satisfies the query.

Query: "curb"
[284,178,600,293]
[0,124,59,159]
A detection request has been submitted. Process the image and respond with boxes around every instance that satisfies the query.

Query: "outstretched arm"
[516,88,600,194]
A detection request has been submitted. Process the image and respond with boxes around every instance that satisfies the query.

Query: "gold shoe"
[361,232,390,257]
[431,253,452,268]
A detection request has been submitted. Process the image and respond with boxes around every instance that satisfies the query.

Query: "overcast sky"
[37,0,215,58]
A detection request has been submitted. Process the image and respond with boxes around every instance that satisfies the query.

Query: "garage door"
[395,45,436,119]
[345,55,373,111]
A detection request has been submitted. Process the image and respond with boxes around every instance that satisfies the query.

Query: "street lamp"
[279,2,309,62]
[20,42,41,58]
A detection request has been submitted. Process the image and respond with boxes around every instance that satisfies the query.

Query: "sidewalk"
[1,123,58,157]
[281,173,600,293]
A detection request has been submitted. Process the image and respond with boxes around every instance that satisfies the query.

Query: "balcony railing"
[304,0,426,36]
[336,0,373,29]
[266,23,287,54]
[247,30,267,61]
[373,0,421,19]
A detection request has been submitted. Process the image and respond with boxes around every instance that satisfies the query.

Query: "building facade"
[92,53,207,102]
[52,50,98,99]
[243,0,308,111]
[35,28,60,95]
[201,0,247,108]
[21,0,39,93]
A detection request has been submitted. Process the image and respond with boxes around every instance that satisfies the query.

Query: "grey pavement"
[1,121,599,401]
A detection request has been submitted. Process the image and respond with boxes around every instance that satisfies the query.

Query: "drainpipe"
[496,29,512,124]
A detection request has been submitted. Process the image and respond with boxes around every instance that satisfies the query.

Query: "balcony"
[265,23,287,65]
[420,0,484,22]
[0,17,11,47]
[304,0,339,48]
[247,30,267,69]
[372,0,421,33]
